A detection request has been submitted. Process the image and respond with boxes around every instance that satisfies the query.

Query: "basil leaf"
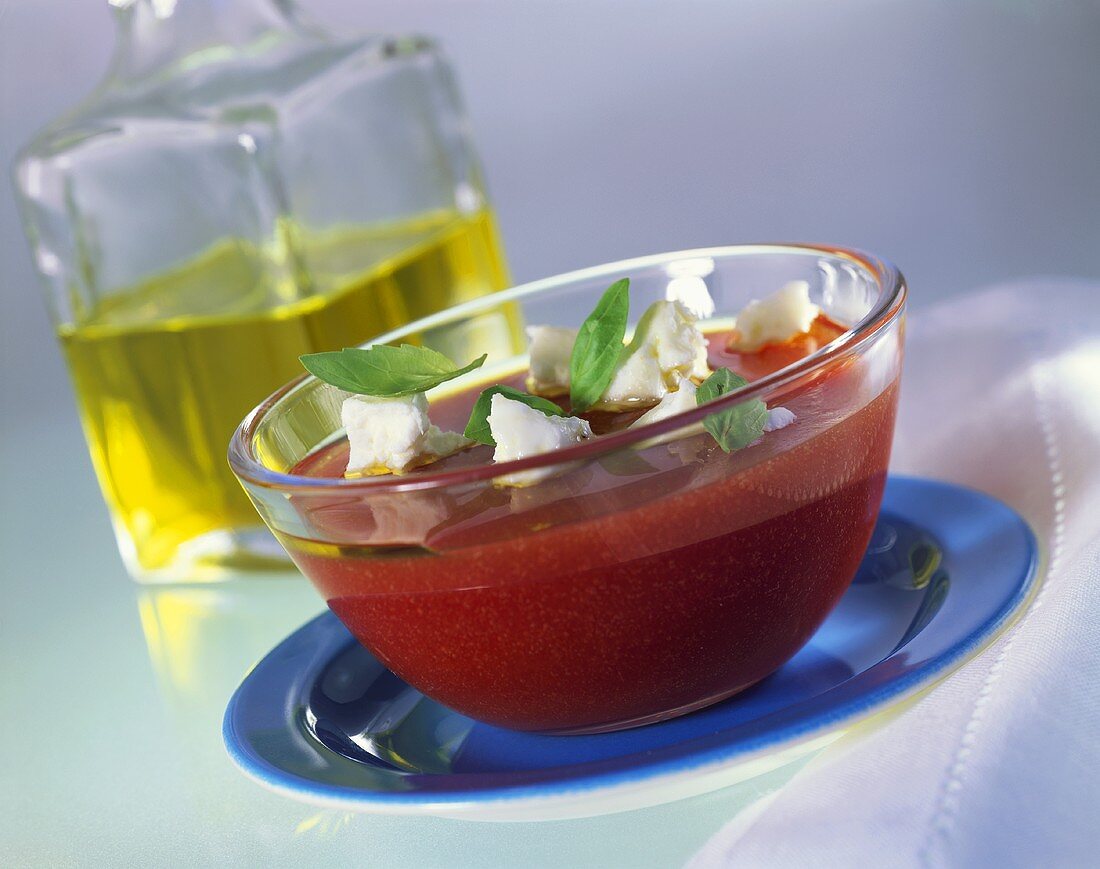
[464,385,566,446]
[569,277,631,413]
[300,345,486,397]
[695,368,768,452]
[622,297,661,354]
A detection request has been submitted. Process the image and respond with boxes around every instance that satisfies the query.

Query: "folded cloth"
[690,279,1100,868]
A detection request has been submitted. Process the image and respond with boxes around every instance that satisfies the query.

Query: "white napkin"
[690,279,1100,868]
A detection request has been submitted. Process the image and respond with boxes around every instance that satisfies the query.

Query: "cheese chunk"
[487,393,593,486]
[599,300,710,408]
[600,346,666,407]
[729,281,820,352]
[627,379,702,446]
[630,378,699,429]
[525,325,577,396]
[763,406,796,432]
[342,393,470,476]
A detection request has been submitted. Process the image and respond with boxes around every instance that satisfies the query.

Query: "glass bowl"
[229,245,906,734]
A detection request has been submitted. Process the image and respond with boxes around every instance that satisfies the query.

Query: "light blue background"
[1,2,1097,866]
[3,0,1100,428]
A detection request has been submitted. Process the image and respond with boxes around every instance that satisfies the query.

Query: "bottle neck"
[106,0,307,84]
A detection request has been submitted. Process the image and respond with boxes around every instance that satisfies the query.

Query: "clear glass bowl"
[230,245,907,734]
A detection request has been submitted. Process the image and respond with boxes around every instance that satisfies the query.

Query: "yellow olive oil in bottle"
[16,0,512,579]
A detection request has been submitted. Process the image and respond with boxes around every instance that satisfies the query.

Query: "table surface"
[1,412,828,868]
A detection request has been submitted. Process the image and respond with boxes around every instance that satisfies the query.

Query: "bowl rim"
[228,242,906,494]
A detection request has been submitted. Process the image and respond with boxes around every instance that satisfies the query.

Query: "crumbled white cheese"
[630,378,699,429]
[729,280,820,352]
[763,406,796,432]
[525,325,577,395]
[487,393,593,487]
[600,345,666,407]
[598,301,710,408]
[627,379,702,446]
[342,393,470,476]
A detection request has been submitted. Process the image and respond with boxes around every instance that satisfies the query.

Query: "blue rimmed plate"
[223,476,1038,820]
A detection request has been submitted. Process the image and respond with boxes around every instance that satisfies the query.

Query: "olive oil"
[59,209,510,577]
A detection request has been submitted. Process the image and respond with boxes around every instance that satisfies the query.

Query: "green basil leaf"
[464,385,566,446]
[622,297,662,354]
[300,345,487,397]
[695,368,768,452]
[569,277,631,413]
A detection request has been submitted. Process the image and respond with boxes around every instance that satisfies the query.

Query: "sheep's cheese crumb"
[526,301,710,407]
[626,379,702,446]
[598,300,710,408]
[525,325,577,396]
[487,393,593,487]
[729,280,820,352]
[763,406,796,432]
[630,378,699,429]
[342,393,470,476]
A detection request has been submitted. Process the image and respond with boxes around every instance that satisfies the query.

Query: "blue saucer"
[224,477,1038,819]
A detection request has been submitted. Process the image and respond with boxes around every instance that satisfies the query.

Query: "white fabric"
[690,279,1100,868]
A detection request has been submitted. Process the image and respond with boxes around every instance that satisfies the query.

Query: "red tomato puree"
[284,317,900,733]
